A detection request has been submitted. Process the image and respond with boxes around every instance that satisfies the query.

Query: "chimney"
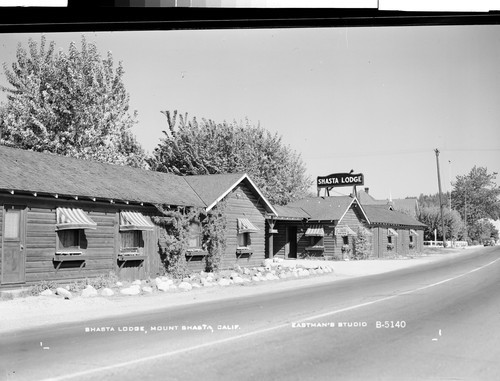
[364,187,369,195]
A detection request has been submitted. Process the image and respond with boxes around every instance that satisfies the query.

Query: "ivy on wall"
[151,201,227,277]
[353,227,373,260]
[200,200,227,273]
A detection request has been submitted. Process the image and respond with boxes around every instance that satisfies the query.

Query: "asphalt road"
[2,247,500,381]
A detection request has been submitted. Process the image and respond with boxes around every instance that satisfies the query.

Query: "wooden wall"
[372,225,425,258]
[219,181,267,269]
[0,195,162,287]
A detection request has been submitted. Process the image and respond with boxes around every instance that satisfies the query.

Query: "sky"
[0,25,499,200]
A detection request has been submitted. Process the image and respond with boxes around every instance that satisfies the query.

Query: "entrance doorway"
[286,226,297,259]
[2,205,26,284]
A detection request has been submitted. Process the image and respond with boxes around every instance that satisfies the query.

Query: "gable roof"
[357,190,388,206]
[287,196,369,223]
[184,173,277,215]
[390,198,419,217]
[363,205,426,228]
[0,145,205,207]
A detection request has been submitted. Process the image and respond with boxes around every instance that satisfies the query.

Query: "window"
[120,230,144,251]
[238,232,251,248]
[343,236,349,245]
[4,208,21,240]
[188,222,202,250]
[310,236,324,247]
[387,235,392,244]
[409,235,414,243]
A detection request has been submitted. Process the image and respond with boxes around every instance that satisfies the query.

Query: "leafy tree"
[469,219,499,244]
[418,206,464,241]
[0,35,148,168]
[451,166,500,240]
[150,110,312,205]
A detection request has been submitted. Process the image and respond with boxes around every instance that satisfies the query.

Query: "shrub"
[353,227,372,260]
[29,280,58,296]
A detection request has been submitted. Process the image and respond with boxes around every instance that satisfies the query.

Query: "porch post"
[267,218,275,259]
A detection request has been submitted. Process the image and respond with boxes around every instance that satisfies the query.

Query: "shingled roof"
[287,196,369,222]
[0,146,276,213]
[272,204,310,220]
[363,205,426,228]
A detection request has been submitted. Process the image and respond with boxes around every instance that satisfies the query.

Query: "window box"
[305,245,325,251]
[185,249,208,257]
[117,254,147,262]
[236,247,253,256]
[54,251,85,261]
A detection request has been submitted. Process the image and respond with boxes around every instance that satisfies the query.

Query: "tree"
[149,110,312,205]
[0,35,148,168]
[418,206,464,241]
[451,166,500,240]
[469,219,499,244]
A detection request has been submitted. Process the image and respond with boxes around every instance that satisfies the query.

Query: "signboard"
[317,172,364,188]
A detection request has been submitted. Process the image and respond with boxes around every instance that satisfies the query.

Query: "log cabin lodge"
[0,146,426,289]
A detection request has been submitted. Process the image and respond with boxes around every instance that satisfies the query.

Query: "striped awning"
[335,225,357,236]
[56,208,97,231]
[237,218,260,233]
[410,229,419,236]
[305,225,324,237]
[120,211,154,231]
[388,228,399,236]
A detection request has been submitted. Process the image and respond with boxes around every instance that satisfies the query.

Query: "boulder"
[81,285,98,298]
[191,283,201,288]
[273,257,284,263]
[101,288,114,296]
[116,281,123,287]
[279,273,288,279]
[132,280,142,286]
[120,287,141,296]
[142,286,153,293]
[232,276,245,284]
[218,278,231,287]
[262,259,273,267]
[56,287,72,299]
[243,268,251,275]
[157,282,170,292]
[251,276,261,282]
[40,289,53,296]
[178,282,193,292]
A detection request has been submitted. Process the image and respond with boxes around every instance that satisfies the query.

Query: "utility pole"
[435,149,447,247]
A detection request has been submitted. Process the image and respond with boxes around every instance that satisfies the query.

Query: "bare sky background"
[1,25,499,200]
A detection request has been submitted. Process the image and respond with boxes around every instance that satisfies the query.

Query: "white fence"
[424,241,468,248]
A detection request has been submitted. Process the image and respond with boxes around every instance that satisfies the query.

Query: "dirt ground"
[0,247,477,334]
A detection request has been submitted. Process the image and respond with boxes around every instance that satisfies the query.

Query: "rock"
[132,280,142,286]
[230,272,240,280]
[202,281,215,287]
[178,282,193,291]
[265,273,276,281]
[243,268,251,275]
[279,273,288,279]
[251,276,260,282]
[116,281,123,287]
[316,269,324,274]
[101,288,114,296]
[262,259,273,267]
[199,271,208,278]
[120,287,141,296]
[142,286,153,293]
[191,283,201,288]
[56,287,72,299]
[273,257,284,263]
[232,276,245,284]
[234,265,243,273]
[298,269,310,277]
[81,285,98,298]
[40,289,53,296]
[218,278,231,286]
[169,284,178,290]
[309,269,317,275]
[157,282,170,292]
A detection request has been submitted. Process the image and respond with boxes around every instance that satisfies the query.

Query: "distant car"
[484,240,495,246]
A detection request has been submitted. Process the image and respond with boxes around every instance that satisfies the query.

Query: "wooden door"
[287,226,297,259]
[2,205,26,284]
